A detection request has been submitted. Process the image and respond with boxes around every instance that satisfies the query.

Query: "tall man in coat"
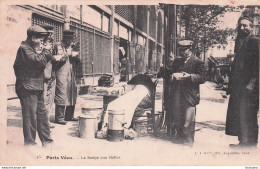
[54,30,80,125]
[225,16,259,148]
[158,40,206,146]
[13,25,53,146]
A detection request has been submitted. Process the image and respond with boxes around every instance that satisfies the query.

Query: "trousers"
[43,79,56,119]
[18,87,53,145]
[55,105,75,122]
[167,94,196,143]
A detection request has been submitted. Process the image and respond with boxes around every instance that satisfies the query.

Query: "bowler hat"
[63,30,75,37]
[27,25,48,36]
[177,40,194,47]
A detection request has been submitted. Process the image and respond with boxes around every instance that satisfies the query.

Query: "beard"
[239,29,251,39]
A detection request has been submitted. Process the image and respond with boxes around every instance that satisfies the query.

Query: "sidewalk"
[4,80,260,166]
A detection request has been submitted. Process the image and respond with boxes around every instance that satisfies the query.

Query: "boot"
[55,105,66,125]
[182,122,195,147]
[65,106,78,121]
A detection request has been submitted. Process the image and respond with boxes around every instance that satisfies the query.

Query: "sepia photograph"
[0,0,260,167]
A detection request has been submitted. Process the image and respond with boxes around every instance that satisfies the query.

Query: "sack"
[44,61,52,80]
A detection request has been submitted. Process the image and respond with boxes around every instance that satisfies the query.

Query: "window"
[102,14,109,32]
[119,24,128,40]
[138,34,145,46]
[113,21,118,36]
[82,6,101,29]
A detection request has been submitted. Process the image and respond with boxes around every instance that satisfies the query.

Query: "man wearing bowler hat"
[54,30,80,125]
[158,40,206,146]
[13,25,54,146]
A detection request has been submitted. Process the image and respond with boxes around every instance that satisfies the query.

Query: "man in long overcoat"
[158,40,206,146]
[54,30,80,125]
[225,16,259,148]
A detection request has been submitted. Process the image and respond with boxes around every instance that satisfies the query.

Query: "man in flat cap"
[54,30,80,125]
[225,15,259,148]
[41,24,56,129]
[13,25,53,146]
[158,40,206,146]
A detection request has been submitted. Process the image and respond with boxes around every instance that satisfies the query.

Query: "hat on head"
[177,40,194,48]
[238,16,253,24]
[41,24,54,33]
[27,25,48,36]
[63,30,75,37]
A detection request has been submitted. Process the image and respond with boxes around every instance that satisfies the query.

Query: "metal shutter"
[115,5,134,24]
[31,13,63,43]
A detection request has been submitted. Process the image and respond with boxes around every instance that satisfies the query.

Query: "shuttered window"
[71,21,111,75]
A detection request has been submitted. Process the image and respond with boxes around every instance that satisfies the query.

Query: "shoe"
[50,124,55,128]
[171,136,185,144]
[65,117,79,121]
[183,139,194,147]
[24,142,37,146]
[42,140,53,148]
[229,143,257,149]
[56,120,67,125]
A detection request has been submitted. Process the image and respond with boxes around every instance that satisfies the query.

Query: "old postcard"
[0,0,260,167]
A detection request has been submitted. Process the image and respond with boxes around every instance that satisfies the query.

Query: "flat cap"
[27,25,48,36]
[41,24,54,33]
[63,30,75,37]
[178,40,194,47]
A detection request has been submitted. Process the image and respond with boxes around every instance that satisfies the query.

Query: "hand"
[71,51,79,57]
[182,72,191,79]
[172,72,190,80]
[246,82,254,94]
[44,43,52,50]
[66,47,72,56]
[172,73,184,80]
[52,54,63,61]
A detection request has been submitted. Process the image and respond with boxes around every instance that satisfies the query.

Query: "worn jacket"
[159,55,207,106]
[13,41,52,95]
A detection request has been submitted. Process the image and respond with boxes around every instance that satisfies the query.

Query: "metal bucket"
[82,107,103,123]
[107,110,125,142]
[78,115,97,139]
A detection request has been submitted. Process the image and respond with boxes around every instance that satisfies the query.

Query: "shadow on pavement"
[7,105,21,113]
[196,120,225,131]
[7,119,22,128]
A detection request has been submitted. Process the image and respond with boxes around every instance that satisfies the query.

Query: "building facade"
[6,5,165,98]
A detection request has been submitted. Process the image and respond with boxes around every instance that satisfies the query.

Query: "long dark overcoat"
[54,43,80,106]
[225,34,259,140]
[159,55,206,126]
